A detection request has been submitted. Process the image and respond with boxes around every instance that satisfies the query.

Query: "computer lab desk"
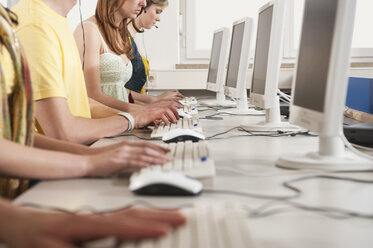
[14,107,373,248]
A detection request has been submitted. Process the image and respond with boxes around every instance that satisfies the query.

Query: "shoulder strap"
[84,21,109,53]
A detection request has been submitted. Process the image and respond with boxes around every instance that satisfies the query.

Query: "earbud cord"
[79,0,86,70]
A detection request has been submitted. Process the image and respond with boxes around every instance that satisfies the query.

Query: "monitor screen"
[225,22,245,88]
[293,0,338,113]
[251,5,273,95]
[207,31,224,84]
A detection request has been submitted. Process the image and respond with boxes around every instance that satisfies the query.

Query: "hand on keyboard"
[151,117,202,138]
[85,202,252,248]
[132,141,215,179]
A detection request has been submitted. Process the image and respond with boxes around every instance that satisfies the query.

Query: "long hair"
[95,0,133,58]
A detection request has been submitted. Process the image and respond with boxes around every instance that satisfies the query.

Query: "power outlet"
[148,71,158,87]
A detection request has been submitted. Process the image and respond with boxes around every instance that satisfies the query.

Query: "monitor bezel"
[289,0,356,136]
[250,0,286,109]
[206,27,231,93]
[224,17,253,99]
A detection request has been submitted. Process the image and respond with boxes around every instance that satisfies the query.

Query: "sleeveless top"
[125,35,149,94]
[0,5,34,199]
[87,22,133,103]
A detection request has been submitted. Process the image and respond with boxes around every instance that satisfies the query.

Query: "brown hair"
[95,0,133,58]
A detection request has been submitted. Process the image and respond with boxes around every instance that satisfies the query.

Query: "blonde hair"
[95,0,133,58]
[132,0,169,33]
[146,0,168,8]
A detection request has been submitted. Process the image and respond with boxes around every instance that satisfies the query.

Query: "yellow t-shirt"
[0,47,15,95]
[13,0,91,133]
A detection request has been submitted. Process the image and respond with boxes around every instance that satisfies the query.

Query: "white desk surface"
[14,105,373,248]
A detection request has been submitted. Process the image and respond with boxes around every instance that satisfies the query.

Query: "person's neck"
[128,22,137,37]
[41,0,76,17]
[133,18,144,33]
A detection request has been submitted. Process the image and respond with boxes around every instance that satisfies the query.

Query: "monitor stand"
[199,92,237,107]
[277,135,373,171]
[240,97,301,132]
[217,97,265,116]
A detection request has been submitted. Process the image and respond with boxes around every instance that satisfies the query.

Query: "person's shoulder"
[74,18,102,46]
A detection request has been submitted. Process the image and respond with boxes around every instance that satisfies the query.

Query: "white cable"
[277,89,291,102]
[279,97,291,104]
[352,143,373,152]
[340,132,373,160]
[217,166,323,178]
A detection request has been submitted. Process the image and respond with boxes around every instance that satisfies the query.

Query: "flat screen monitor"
[207,30,224,87]
[225,22,246,90]
[277,0,372,170]
[241,0,295,131]
[251,4,273,97]
[292,0,337,113]
[220,17,262,115]
[200,28,237,107]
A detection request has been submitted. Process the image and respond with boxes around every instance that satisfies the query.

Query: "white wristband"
[117,112,135,131]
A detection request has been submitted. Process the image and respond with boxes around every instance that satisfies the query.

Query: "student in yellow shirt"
[12,0,179,145]
[0,4,170,199]
[0,6,185,246]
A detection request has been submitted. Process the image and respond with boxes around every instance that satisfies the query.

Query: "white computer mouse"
[162,128,205,143]
[177,109,193,119]
[129,169,203,196]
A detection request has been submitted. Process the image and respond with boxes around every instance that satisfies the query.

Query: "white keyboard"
[138,141,215,178]
[180,96,198,106]
[84,202,252,248]
[151,117,202,138]
[183,104,198,115]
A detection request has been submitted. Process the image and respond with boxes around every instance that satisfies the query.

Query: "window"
[289,0,373,58]
[184,0,373,61]
[183,0,269,60]
[351,0,373,57]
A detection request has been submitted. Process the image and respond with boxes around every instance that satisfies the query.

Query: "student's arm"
[35,97,129,144]
[131,90,185,105]
[0,137,170,179]
[74,23,141,112]
[33,133,145,155]
[0,199,186,248]
[74,23,179,123]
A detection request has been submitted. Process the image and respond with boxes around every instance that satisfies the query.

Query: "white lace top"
[86,22,132,103]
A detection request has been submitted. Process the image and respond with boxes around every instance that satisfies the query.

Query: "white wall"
[67,0,180,70]
[134,0,179,70]
[67,1,97,31]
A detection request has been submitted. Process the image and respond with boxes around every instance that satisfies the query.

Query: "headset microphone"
[154,24,158,28]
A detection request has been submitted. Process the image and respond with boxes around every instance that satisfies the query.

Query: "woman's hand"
[85,141,170,177]
[0,204,186,248]
[156,90,184,102]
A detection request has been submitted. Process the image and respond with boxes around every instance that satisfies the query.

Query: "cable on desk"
[340,131,373,160]
[351,143,373,152]
[205,127,318,141]
[17,200,195,215]
[199,112,224,120]
[206,173,373,220]
[217,166,322,178]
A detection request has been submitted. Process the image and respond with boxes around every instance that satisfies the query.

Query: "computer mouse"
[129,169,203,196]
[177,109,192,119]
[162,128,205,143]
